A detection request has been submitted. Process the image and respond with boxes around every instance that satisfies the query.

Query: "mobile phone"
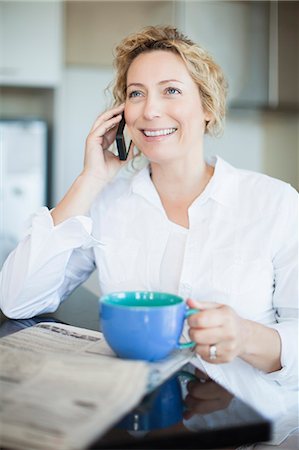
[116,114,132,161]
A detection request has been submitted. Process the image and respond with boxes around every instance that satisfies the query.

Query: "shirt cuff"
[24,207,102,249]
[260,320,298,387]
[24,207,102,276]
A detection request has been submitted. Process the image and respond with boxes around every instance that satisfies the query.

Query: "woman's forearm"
[240,319,282,373]
[51,173,106,225]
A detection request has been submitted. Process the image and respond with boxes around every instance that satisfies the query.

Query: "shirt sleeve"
[261,184,298,387]
[0,207,101,319]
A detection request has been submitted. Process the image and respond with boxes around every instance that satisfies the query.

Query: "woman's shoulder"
[216,157,298,216]
[237,166,297,206]
[220,157,297,197]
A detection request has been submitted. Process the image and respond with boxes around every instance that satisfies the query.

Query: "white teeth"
[143,128,176,137]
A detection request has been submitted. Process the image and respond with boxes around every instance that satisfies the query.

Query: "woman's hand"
[82,103,132,185]
[183,369,233,419]
[187,298,281,373]
[187,299,247,364]
[51,104,134,225]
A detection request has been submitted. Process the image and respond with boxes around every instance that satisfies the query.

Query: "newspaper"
[0,322,193,450]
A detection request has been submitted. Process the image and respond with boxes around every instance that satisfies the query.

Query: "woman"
[0,26,297,387]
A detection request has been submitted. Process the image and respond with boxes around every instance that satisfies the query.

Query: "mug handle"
[177,308,198,349]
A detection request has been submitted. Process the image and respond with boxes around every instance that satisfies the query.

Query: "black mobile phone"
[116,114,132,161]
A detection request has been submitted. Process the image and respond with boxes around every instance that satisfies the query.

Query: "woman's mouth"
[142,128,177,137]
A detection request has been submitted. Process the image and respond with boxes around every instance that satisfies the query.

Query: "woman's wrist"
[78,171,108,196]
[239,319,282,373]
[51,173,107,226]
[238,318,252,357]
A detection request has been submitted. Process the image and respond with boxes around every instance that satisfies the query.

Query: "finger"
[184,396,226,415]
[195,341,238,364]
[186,379,214,400]
[194,343,223,364]
[194,368,210,381]
[90,104,125,132]
[187,298,221,310]
[189,326,223,345]
[89,114,122,141]
[188,308,224,328]
[183,409,195,420]
[91,104,124,132]
[187,379,226,400]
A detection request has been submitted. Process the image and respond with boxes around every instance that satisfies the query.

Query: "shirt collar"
[131,155,239,209]
[131,163,163,210]
[204,155,239,208]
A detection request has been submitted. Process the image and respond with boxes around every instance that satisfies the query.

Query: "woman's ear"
[204,109,213,123]
[204,111,214,132]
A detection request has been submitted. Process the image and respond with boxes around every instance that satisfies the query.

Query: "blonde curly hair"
[111,25,228,137]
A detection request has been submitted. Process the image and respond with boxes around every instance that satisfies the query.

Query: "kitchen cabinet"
[65,1,176,66]
[180,1,299,110]
[0,1,62,87]
[277,2,299,109]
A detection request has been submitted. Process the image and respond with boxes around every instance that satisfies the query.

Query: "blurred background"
[0,0,298,293]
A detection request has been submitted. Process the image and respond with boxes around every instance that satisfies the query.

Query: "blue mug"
[99,291,198,361]
[117,374,183,431]
[117,371,196,432]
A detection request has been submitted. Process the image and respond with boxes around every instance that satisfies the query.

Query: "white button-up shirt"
[1,156,298,389]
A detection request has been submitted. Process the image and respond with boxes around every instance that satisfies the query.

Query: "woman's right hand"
[51,104,132,225]
[82,103,130,186]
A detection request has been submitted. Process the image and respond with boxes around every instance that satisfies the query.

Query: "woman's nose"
[142,94,162,120]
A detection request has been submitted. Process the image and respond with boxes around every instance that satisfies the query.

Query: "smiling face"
[125,50,212,165]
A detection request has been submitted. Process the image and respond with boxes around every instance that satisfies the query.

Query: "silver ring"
[209,344,217,360]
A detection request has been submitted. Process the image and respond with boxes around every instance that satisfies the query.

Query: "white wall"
[261,112,298,187]
[54,66,114,204]
[204,110,264,173]
[205,109,298,188]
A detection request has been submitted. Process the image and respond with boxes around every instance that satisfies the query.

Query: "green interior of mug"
[101,291,183,307]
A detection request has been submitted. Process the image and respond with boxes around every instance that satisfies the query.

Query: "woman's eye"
[128,90,142,98]
[165,87,181,95]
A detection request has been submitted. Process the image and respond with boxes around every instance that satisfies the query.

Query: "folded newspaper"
[0,322,194,450]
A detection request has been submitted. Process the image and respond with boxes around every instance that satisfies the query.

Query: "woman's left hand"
[183,369,233,419]
[187,298,247,364]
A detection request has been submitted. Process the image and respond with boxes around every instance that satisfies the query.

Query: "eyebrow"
[127,79,184,89]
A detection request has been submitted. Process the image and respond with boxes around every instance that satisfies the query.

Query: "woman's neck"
[149,157,214,228]
[150,157,214,204]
